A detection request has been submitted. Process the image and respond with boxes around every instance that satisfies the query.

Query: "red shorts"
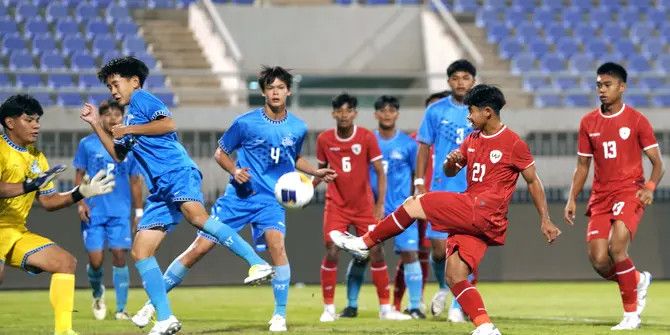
[586,188,644,241]
[446,234,488,271]
[323,205,376,244]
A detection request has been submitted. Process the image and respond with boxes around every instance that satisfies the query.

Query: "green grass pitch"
[1,282,668,334]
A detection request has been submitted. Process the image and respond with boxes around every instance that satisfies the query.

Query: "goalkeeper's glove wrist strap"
[71,186,85,203]
[22,180,39,194]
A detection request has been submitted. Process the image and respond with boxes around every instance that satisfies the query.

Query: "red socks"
[392,260,405,311]
[614,258,638,313]
[371,261,390,305]
[320,258,338,304]
[451,280,490,326]
[364,206,414,247]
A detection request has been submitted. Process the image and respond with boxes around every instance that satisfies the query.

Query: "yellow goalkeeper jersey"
[0,133,56,229]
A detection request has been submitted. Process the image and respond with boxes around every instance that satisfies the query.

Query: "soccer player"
[80,56,274,335]
[415,60,477,321]
[130,66,336,332]
[393,90,450,312]
[331,84,562,335]
[317,93,410,322]
[564,62,664,330]
[0,94,115,335]
[73,99,144,320]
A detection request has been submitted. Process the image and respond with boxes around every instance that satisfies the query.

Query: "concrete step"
[169,75,220,87]
[150,41,203,52]
[158,58,211,68]
[132,9,188,22]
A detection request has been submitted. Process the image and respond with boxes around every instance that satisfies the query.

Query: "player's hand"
[23,164,67,193]
[563,198,577,226]
[80,103,100,125]
[111,124,130,139]
[374,203,384,220]
[415,184,427,195]
[636,188,654,206]
[78,201,91,223]
[78,170,115,198]
[234,167,251,183]
[541,218,561,244]
[314,168,337,183]
[445,149,464,167]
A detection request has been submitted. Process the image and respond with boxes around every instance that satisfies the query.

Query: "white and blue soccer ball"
[274,171,314,209]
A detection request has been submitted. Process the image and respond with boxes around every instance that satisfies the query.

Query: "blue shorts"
[394,220,419,252]
[139,167,204,232]
[425,222,449,240]
[198,196,286,252]
[81,216,132,251]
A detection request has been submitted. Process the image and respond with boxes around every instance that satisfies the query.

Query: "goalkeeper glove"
[71,170,115,202]
[23,164,67,194]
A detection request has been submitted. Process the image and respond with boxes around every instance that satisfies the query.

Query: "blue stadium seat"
[85,19,112,36]
[498,37,523,60]
[122,36,147,54]
[553,75,582,90]
[544,23,569,43]
[646,11,666,28]
[572,23,595,43]
[48,74,76,88]
[632,0,653,9]
[134,52,157,68]
[33,0,53,7]
[32,35,57,56]
[475,8,499,28]
[486,22,509,43]
[638,75,665,90]
[504,7,526,27]
[91,0,116,8]
[63,36,88,55]
[628,55,652,73]
[9,51,35,70]
[101,50,122,64]
[16,3,39,21]
[92,35,117,56]
[534,94,562,108]
[78,74,99,88]
[651,94,670,107]
[125,0,149,8]
[522,75,547,91]
[483,0,505,9]
[115,21,139,37]
[41,52,67,70]
[32,92,53,107]
[617,7,640,27]
[569,54,594,73]
[588,7,613,28]
[106,4,131,21]
[76,3,99,18]
[532,8,555,28]
[514,22,538,44]
[0,19,19,35]
[46,3,70,23]
[540,54,565,73]
[2,35,26,54]
[612,40,637,59]
[600,23,627,41]
[145,74,167,89]
[89,93,112,105]
[630,22,655,43]
[640,37,664,59]
[154,92,175,107]
[654,54,670,73]
[584,39,609,58]
[626,94,650,107]
[511,53,535,75]
[71,52,97,70]
[58,92,84,107]
[511,0,536,12]
[564,93,591,107]
[454,0,477,13]
[149,0,176,9]
[556,37,580,58]
[17,74,44,88]
[56,19,81,37]
[528,40,549,59]
[24,19,50,37]
[365,0,392,5]
[0,74,11,87]
[0,6,6,17]
[176,0,198,8]
[559,7,583,28]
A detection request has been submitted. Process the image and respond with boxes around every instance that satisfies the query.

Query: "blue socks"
[345,258,367,308]
[272,264,291,317]
[203,217,266,266]
[87,264,104,299]
[135,256,172,321]
[163,258,190,293]
[404,261,423,310]
[112,266,129,312]
[431,256,447,290]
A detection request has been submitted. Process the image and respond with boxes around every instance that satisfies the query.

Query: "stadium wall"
[2,203,669,289]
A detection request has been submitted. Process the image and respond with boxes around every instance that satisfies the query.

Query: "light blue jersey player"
[81,57,275,335]
[415,60,477,321]
[74,99,144,321]
[130,66,335,332]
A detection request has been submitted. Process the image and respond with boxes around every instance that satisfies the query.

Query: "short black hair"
[374,95,400,111]
[0,94,44,128]
[425,90,451,107]
[597,62,627,83]
[332,93,357,109]
[97,56,149,87]
[463,84,506,115]
[447,59,476,78]
[99,99,124,115]
[258,65,293,90]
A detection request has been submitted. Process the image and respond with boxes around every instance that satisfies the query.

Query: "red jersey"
[410,131,434,190]
[578,104,658,194]
[316,126,383,215]
[458,126,534,243]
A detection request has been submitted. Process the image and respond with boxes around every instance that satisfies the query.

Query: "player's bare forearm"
[37,191,78,211]
[373,159,386,208]
[130,175,144,209]
[295,156,318,176]
[522,166,550,221]
[126,117,176,136]
[644,147,665,186]
[214,147,237,175]
[0,182,27,198]
[313,162,328,187]
[567,156,591,201]
[416,143,431,179]
[74,169,85,186]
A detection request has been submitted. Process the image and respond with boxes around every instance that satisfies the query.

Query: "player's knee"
[445,269,466,288]
[111,252,126,267]
[608,242,629,262]
[56,253,77,274]
[266,241,285,257]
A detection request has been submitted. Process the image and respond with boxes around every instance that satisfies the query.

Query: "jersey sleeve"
[38,154,57,195]
[73,139,87,171]
[316,133,327,165]
[137,91,172,121]
[367,131,383,162]
[416,106,436,145]
[637,114,659,151]
[577,117,593,157]
[218,118,244,154]
[511,139,535,171]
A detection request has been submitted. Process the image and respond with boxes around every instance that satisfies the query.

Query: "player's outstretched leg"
[341,258,367,318]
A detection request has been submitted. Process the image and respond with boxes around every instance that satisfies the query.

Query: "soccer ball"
[274,171,314,209]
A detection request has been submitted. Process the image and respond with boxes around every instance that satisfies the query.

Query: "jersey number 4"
[271,147,281,164]
[602,141,617,159]
[471,162,486,182]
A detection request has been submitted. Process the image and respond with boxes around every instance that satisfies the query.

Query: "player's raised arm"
[80,103,129,162]
[112,115,176,138]
[521,165,560,244]
[637,146,665,206]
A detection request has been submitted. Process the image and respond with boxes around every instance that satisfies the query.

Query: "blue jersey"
[73,134,142,218]
[116,89,197,188]
[219,108,307,204]
[370,130,417,214]
[417,95,472,192]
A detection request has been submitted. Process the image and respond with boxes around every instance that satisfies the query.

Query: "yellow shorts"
[0,227,55,274]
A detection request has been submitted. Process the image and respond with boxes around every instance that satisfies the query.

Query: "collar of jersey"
[480,125,507,139]
[2,133,28,152]
[375,129,399,142]
[260,108,288,124]
[598,104,626,118]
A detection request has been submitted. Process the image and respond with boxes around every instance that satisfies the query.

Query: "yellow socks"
[49,273,75,333]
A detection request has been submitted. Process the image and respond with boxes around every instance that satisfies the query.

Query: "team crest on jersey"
[30,160,41,174]
[390,150,403,160]
[619,127,631,140]
[489,150,502,164]
[351,143,362,155]
[281,135,295,147]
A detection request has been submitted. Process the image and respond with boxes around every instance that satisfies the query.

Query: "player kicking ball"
[330,85,561,335]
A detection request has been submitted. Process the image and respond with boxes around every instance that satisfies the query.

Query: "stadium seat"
[106,5,131,21]
[483,0,505,9]
[553,75,581,90]
[630,22,655,43]
[48,74,76,88]
[115,21,139,37]
[514,22,539,44]
[646,10,667,28]
[588,7,613,28]
[32,92,54,107]
[122,36,147,54]
[628,55,652,73]
[475,8,498,28]
[559,7,583,28]
[58,92,84,107]
[556,37,580,58]
[0,19,19,35]
[365,0,392,5]
[17,74,44,88]
[504,7,526,27]
[487,22,509,44]
[145,74,167,89]
[149,0,176,9]
[640,37,665,59]
[534,94,562,108]
[9,51,35,70]
[91,0,116,8]
[572,23,595,43]
[0,6,6,17]
[522,75,547,91]
[626,94,650,107]
[56,20,81,37]
[76,3,99,18]
[134,52,158,69]
[651,94,670,107]
[63,36,88,55]
[32,0,52,7]
[564,93,592,107]
[86,19,112,36]
[41,52,67,70]
[78,74,100,88]
[655,54,670,73]
[544,23,568,43]
[154,92,176,107]
[124,0,149,8]
[89,93,112,105]
[16,3,39,21]
[638,75,665,90]
[32,36,57,56]
[46,3,70,23]
[92,36,117,56]
[2,35,26,55]
[498,37,523,60]
[569,54,594,73]
[101,50,122,64]
[600,23,627,41]
[513,0,537,12]
[584,40,609,58]
[176,0,199,8]
[511,52,535,75]
[24,19,50,37]
[72,52,98,70]
[0,74,11,87]
[539,54,566,73]
[617,7,640,27]
[612,40,637,59]
[528,40,549,59]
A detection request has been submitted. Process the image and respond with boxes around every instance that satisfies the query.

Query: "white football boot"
[329,230,370,259]
[319,304,337,322]
[471,322,502,335]
[268,314,287,332]
[637,271,652,315]
[611,312,641,330]
[147,315,181,335]
[131,303,156,328]
[92,286,107,320]
[430,289,449,316]
[244,264,274,285]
